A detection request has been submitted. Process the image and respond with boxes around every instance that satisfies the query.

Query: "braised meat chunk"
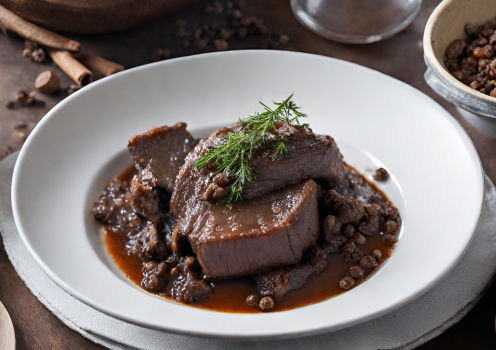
[256,245,327,297]
[170,256,212,302]
[173,122,345,205]
[170,121,345,279]
[126,221,169,262]
[130,165,160,223]
[241,122,346,200]
[323,189,365,225]
[142,261,168,293]
[128,122,195,193]
[92,178,143,231]
[181,179,320,280]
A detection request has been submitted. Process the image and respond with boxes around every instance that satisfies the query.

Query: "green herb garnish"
[194,94,306,204]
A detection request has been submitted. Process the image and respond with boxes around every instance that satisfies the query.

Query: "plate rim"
[11,50,485,339]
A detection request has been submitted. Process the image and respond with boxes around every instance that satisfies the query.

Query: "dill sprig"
[194,94,306,204]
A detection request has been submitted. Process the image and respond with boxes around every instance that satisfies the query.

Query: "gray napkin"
[1,151,495,350]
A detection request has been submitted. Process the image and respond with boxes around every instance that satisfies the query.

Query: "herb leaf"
[194,94,306,204]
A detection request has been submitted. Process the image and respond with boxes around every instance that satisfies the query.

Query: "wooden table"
[1,0,496,348]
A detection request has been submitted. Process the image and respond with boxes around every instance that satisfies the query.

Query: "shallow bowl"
[12,50,484,339]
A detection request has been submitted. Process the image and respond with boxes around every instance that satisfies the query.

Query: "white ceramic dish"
[12,50,484,339]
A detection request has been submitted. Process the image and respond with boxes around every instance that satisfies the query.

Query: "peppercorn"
[246,294,260,307]
[31,48,46,63]
[259,296,275,311]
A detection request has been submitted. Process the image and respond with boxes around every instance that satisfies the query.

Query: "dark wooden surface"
[0,0,198,34]
[1,0,496,348]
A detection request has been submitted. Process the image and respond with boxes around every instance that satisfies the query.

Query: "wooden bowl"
[0,0,198,34]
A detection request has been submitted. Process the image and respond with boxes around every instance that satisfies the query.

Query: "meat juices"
[93,120,401,313]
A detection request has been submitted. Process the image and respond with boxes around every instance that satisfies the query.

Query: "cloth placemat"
[1,151,495,350]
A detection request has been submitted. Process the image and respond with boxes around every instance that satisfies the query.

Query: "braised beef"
[323,189,365,225]
[142,261,168,292]
[170,256,212,302]
[333,166,388,206]
[170,121,345,279]
[98,160,402,312]
[321,215,346,254]
[162,213,177,253]
[171,122,345,207]
[130,165,160,223]
[126,221,169,262]
[94,115,402,312]
[240,122,346,200]
[176,179,320,279]
[128,122,195,193]
[92,178,143,231]
[256,245,327,297]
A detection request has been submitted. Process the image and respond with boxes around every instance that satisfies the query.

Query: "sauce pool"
[103,164,398,313]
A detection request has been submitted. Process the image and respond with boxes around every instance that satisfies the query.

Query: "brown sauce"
[102,164,398,313]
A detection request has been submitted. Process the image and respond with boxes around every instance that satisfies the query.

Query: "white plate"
[11,51,484,339]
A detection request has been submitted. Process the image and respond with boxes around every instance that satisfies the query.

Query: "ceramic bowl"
[424,0,496,138]
[424,0,496,137]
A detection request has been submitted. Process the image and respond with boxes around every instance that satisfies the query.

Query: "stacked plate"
[10,51,484,339]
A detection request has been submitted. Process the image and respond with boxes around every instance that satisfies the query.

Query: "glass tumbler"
[291,0,423,44]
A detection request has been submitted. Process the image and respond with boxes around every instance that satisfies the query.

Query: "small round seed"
[382,234,398,245]
[259,296,275,311]
[339,277,355,290]
[360,255,378,269]
[246,294,260,307]
[352,232,366,245]
[349,266,365,279]
[372,249,382,260]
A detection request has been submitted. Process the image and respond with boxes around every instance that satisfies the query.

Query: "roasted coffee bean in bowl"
[424,0,496,138]
[444,18,496,97]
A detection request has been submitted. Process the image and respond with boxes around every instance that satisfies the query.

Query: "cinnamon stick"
[78,53,125,78]
[0,4,80,52]
[46,48,93,86]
